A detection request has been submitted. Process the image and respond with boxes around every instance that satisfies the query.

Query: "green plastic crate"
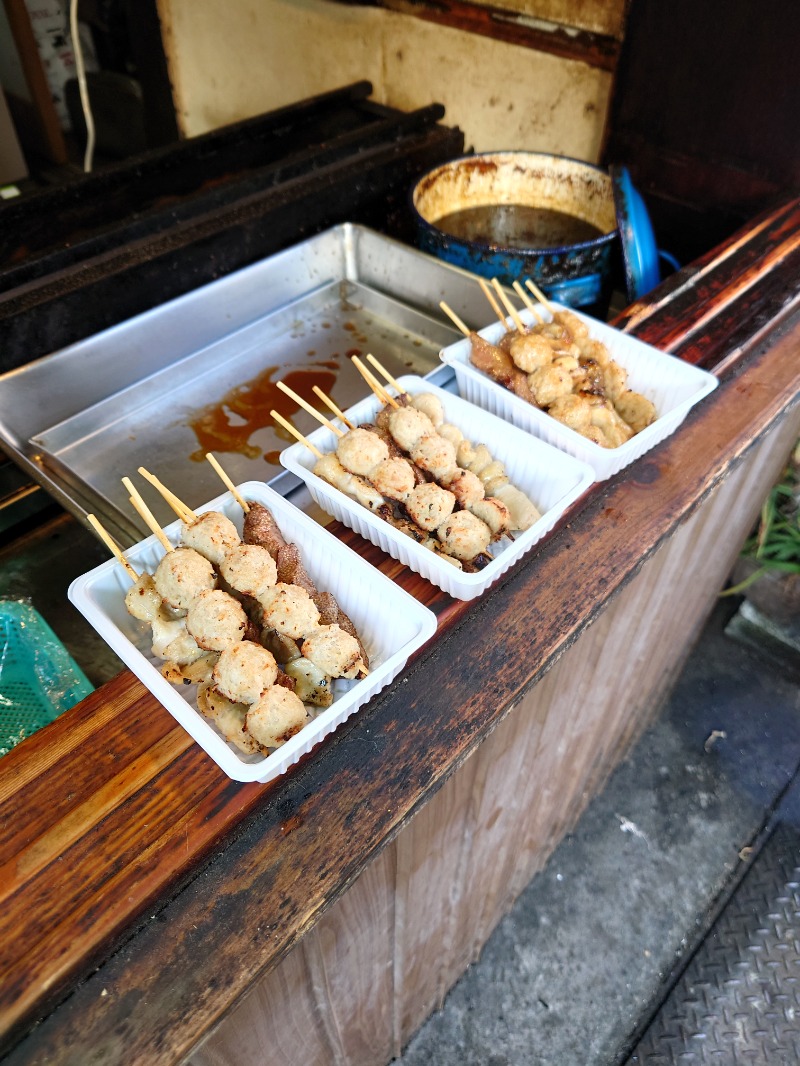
[0,600,94,757]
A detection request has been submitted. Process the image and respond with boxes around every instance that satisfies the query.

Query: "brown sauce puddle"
[187,365,338,464]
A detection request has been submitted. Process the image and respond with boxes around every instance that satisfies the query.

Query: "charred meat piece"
[242,502,287,558]
[276,542,317,598]
[469,333,539,407]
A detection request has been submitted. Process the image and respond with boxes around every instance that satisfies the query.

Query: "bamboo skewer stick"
[271,410,323,458]
[491,278,526,334]
[276,380,344,437]
[524,278,555,316]
[512,280,545,324]
[365,353,406,396]
[439,301,470,337]
[205,453,249,513]
[478,278,509,328]
[123,476,173,553]
[137,467,196,523]
[312,386,356,430]
[351,356,399,409]
[87,513,139,581]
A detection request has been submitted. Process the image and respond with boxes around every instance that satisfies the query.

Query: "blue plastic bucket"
[411,152,619,311]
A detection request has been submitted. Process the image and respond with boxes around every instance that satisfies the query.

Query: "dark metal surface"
[628,823,800,1065]
[0,85,464,372]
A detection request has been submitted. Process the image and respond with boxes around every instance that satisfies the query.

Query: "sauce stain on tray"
[188,365,338,464]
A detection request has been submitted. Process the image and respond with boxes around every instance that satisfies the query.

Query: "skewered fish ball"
[388,406,436,452]
[258,582,320,639]
[443,468,485,509]
[154,547,216,612]
[405,482,456,532]
[528,364,574,407]
[509,331,553,372]
[219,543,278,598]
[186,589,248,652]
[246,686,308,750]
[437,510,492,562]
[212,641,278,705]
[602,361,628,403]
[301,624,366,679]
[475,460,507,486]
[337,427,389,477]
[371,456,416,501]
[409,435,457,481]
[182,510,241,565]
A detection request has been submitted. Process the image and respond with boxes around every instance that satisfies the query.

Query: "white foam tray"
[280,375,595,600]
[440,304,718,480]
[68,481,437,783]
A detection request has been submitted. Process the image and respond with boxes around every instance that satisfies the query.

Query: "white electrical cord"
[69,0,95,172]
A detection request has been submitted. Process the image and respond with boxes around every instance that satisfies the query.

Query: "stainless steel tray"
[0,224,488,545]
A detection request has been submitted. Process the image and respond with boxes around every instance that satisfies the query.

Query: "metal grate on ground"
[627,822,800,1065]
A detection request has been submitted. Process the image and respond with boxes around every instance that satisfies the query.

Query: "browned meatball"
[246,687,308,750]
[154,547,216,612]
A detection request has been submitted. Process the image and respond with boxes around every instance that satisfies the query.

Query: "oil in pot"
[433,204,606,250]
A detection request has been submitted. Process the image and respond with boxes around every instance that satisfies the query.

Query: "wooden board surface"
[1,197,799,1065]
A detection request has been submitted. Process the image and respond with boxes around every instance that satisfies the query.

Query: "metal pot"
[411,152,619,311]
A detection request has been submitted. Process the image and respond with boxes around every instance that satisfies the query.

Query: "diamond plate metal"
[628,823,800,1065]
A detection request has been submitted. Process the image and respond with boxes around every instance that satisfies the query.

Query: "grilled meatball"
[509,332,554,373]
[212,640,279,705]
[409,435,457,481]
[246,686,308,750]
[219,543,278,598]
[186,589,248,651]
[371,456,415,501]
[442,468,485,510]
[388,406,436,452]
[258,582,320,639]
[437,510,492,562]
[301,624,366,679]
[182,510,241,565]
[154,547,216,612]
[337,427,389,477]
[405,482,456,532]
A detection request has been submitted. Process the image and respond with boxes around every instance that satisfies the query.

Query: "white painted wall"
[156,0,613,162]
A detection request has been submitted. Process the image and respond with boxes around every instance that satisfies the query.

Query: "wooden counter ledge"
[1,198,799,1066]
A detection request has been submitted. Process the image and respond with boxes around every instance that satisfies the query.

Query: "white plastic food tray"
[68,481,437,783]
[280,375,595,600]
[440,304,718,480]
